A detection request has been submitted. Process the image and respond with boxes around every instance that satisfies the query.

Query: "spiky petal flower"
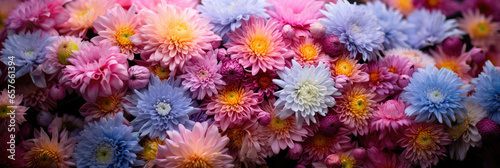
[458,10,500,49]
[384,48,435,69]
[266,0,324,39]
[131,3,220,73]
[329,54,369,84]
[365,61,398,99]
[372,99,413,135]
[18,81,57,111]
[291,37,332,67]
[402,66,468,127]
[72,113,143,167]
[0,89,28,136]
[179,49,226,100]
[335,84,377,136]
[57,0,116,37]
[42,36,89,76]
[24,128,77,168]
[379,55,416,89]
[92,5,141,60]
[123,75,197,140]
[431,45,472,83]
[80,91,127,123]
[319,0,385,61]
[132,0,199,12]
[399,122,452,168]
[61,42,129,102]
[471,61,500,123]
[204,85,263,131]
[197,0,271,42]
[222,121,268,166]
[225,16,290,75]
[139,138,165,168]
[404,9,463,49]
[243,70,279,98]
[274,60,339,127]
[301,128,353,163]
[155,122,234,168]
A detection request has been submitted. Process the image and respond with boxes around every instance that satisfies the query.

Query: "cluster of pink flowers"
[1,0,500,167]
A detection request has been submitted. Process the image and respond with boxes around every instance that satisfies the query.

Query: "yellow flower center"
[335,60,354,76]
[150,64,171,81]
[167,20,194,48]
[425,0,440,8]
[57,41,79,65]
[349,95,368,117]
[297,82,320,103]
[95,144,114,164]
[96,95,119,113]
[389,66,398,74]
[415,128,436,150]
[369,72,381,84]
[397,0,414,15]
[183,154,212,168]
[222,87,243,106]
[299,44,318,61]
[0,105,12,118]
[33,149,60,168]
[447,117,471,140]
[310,133,332,150]
[249,36,270,57]
[402,51,419,58]
[225,128,245,149]
[0,13,8,30]
[340,155,356,168]
[268,117,290,134]
[141,138,166,161]
[473,22,491,38]
[115,27,135,49]
[437,60,459,74]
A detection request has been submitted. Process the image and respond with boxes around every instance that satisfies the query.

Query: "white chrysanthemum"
[447,101,487,161]
[273,60,340,128]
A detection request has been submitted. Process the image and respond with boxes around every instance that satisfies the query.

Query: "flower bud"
[310,23,326,39]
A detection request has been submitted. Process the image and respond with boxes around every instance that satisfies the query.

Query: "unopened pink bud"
[258,112,272,126]
[288,143,303,160]
[397,74,411,88]
[325,154,341,168]
[442,37,463,57]
[128,65,150,90]
[310,23,326,39]
[50,83,66,100]
[283,24,295,39]
[352,147,367,161]
[323,35,344,56]
[470,48,486,63]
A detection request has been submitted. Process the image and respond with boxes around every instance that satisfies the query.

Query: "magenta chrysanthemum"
[301,127,353,163]
[180,49,226,100]
[225,16,292,75]
[42,36,89,76]
[366,61,398,98]
[131,2,220,73]
[243,70,279,98]
[379,55,416,89]
[371,99,413,135]
[57,0,116,37]
[266,0,324,39]
[61,42,129,102]
[431,45,473,83]
[335,84,377,136]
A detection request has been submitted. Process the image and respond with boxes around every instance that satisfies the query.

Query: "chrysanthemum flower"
[335,84,377,136]
[0,89,28,135]
[266,0,324,39]
[447,101,487,160]
[132,3,220,73]
[261,98,309,154]
[92,5,141,60]
[301,127,353,163]
[18,82,57,111]
[372,99,413,136]
[404,9,463,49]
[80,91,126,123]
[462,0,500,21]
[220,59,245,84]
[330,54,369,84]
[123,75,197,140]
[179,49,226,100]
[274,60,339,127]
[61,42,129,102]
[320,0,385,61]
[291,37,332,67]
[384,48,435,69]
[155,122,234,168]
[431,45,473,83]
[399,122,451,168]
[145,63,172,81]
[139,138,165,168]
[57,0,116,37]
[204,85,263,131]
[365,148,408,168]
[364,1,413,49]
[225,16,290,75]
[458,10,500,49]
[0,30,55,87]
[413,0,460,16]
[0,0,19,31]
[42,35,88,76]
[379,55,415,83]
[72,113,143,167]
[132,0,199,12]
[3,0,69,35]
[243,70,279,98]
[365,61,398,98]
[403,66,469,127]
[24,128,77,168]
[222,121,268,166]
[471,61,500,123]
[48,114,84,137]
[197,0,271,42]
[382,0,415,16]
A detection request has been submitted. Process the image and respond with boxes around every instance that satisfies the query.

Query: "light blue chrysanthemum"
[196,0,270,43]
[72,113,143,168]
[364,1,413,50]
[319,0,385,61]
[0,30,54,87]
[471,61,500,123]
[404,9,463,49]
[123,74,197,140]
[273,60,340,128]
[401,66,468,127]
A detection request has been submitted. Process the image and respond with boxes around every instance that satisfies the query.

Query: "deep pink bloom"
[371,99,413,136]
[384,48,436,69]
[267,0,324,39]
[366,61,398,99]
[379,55,416,89]
[413,0,461,16]
[300,127,354,164]
[364,147,408,168]
[61,42,129,102]
[430,45,473,83]
[220,59,245,84]
[127,65,150,90]
[243,70,279,98]
[462,0,500,21]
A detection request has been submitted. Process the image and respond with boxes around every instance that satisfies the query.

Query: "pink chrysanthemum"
[267,0,324,38]
[261,98,309,154]
[225,16,291,75]
[131,3,220,73]
[366,61,398,99]
[4,0,70,35]
[155,122,233,168]
[330,54,369,83]
[204,85,263,131]
[243,70,279,98]
[92,5,140,60]
[132,0,199,12]
[300,127,353,164]
[23,128,77,168]
[57,0,117,37]
[222,121,268,166]
[399,122,452,168]
[430,45,472,83]
[179,49,226,100]
[0,89,28,135]
[48,114,84,137]
[379,55,416,89]
[291,37,332,67]
[335,84,377,136]
[371,99,413,136]
[79,91,126,123]
[365,147,408,168]
[61,42,129,102]
[458,10,500,49]
[385,48,435,69]
[413,0,460,16]
[42,36,89,76]
[19,82,57,111]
